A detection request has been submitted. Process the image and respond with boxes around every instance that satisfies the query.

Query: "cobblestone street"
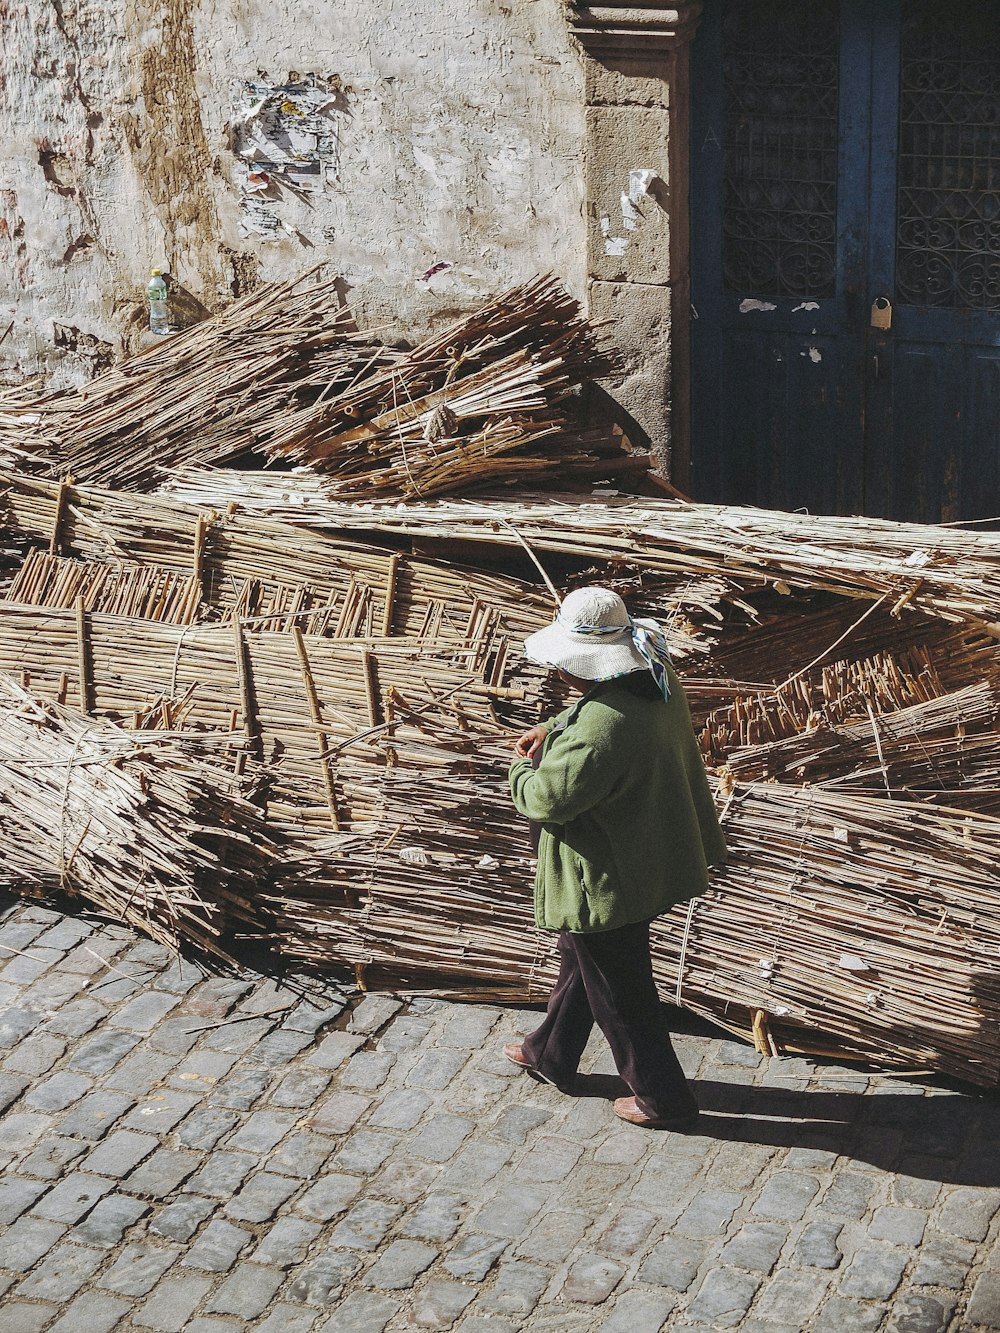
[1,898,999,1333]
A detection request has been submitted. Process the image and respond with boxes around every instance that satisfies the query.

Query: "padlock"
[870,296,892,331]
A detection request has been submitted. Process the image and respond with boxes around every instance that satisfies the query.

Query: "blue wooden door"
[691,0,1000,522]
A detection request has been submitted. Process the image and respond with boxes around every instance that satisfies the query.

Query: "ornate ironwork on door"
[721,0,840,299]
[897,0,1000,310]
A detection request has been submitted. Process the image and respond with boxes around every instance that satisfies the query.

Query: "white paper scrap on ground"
[838,952,873,973]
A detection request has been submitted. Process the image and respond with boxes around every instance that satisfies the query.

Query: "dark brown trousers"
[521,920,697,1120]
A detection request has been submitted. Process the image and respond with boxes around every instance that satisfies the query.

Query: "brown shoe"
[614,1096,700,1131]
[502,1042,559,1087]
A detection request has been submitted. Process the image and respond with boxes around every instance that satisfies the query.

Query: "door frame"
[568,2,704,493]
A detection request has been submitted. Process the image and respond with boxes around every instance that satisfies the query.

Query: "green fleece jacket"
[509,668,726,933]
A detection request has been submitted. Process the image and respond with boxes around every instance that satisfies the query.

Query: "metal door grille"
[721,0,840,299]
[897,0,1000,310]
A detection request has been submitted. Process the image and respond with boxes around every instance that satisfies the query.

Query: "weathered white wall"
[1,0,587,388]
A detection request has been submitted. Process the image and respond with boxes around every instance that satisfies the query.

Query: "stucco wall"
[1,0,587,388]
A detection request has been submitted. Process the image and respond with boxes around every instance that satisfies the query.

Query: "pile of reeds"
[162,474,1000,628]
[264,762,1000,1086]
[184,482,1000,1078]
[5,268,1000,1083]
[0,676,273,963]
[256,276,623,498]
[654,783,1000,1085]
[48,271,402,490]
[13,271,638,498]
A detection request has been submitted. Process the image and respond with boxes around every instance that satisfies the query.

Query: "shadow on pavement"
[692,1079,1000,1187]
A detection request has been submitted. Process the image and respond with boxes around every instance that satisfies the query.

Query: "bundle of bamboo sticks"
[724,679,1000,811]
[260,277,618,490]
[654,783,1000,1085]
[7,549,203,625]
[0,602,551,826]
[0,676,273,963]
[252,276,622,498]
[0,469,557,647]
[162,473,1000,628]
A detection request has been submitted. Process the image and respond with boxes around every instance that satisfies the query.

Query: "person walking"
[504,586,726,1130]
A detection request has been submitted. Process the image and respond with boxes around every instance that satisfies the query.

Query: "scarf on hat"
[555,611,672,701]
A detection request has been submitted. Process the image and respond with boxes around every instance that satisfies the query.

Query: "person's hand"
[514,725,548,759]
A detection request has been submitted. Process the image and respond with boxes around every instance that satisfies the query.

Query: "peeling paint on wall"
[1,1,586,386]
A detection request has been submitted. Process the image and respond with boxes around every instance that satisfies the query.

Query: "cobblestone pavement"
[1,899,1000,1332]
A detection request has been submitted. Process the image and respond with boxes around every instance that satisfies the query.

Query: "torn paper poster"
[620,168,659,231]
[739,299,778,313]
[240,192,288,241]
[600,215,628,258]
[229,76,342,239]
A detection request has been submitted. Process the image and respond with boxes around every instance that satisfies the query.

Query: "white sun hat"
[523,586,672,696]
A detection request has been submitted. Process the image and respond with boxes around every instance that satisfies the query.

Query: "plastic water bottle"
[147,269,169,335]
